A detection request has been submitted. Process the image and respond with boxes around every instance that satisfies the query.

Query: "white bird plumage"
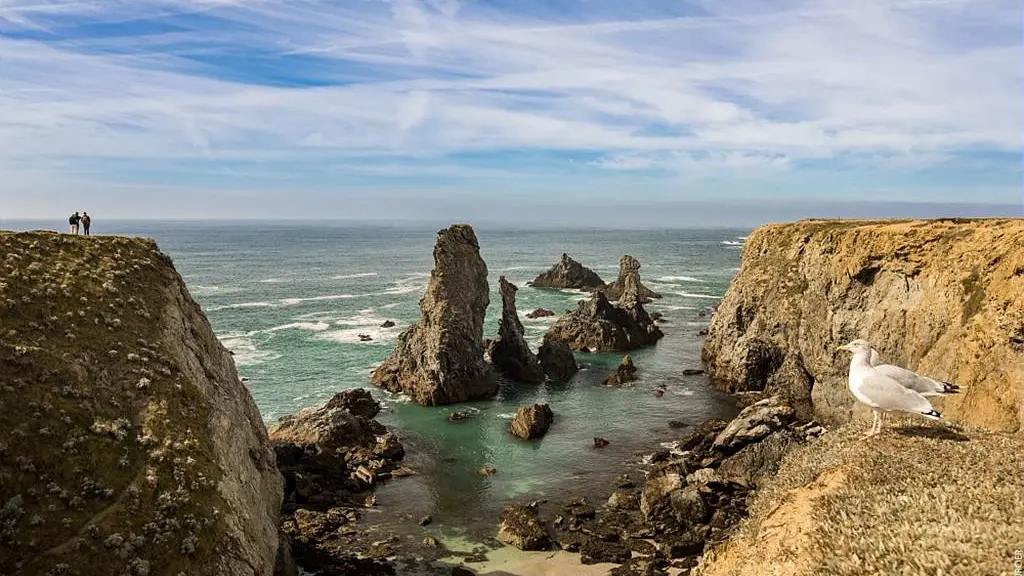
[837,339,941,437]
[868,348,961,397]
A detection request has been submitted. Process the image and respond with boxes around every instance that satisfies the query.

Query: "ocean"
[3,220,748,543]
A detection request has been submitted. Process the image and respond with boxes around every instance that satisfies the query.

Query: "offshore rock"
[509,403,555,440]
[529,253,606,291]
[537,334,579,380]
[545,291,663,352]
[602,355,638,387]
[602,255,662,303]
[489,276,545,383]
[701,218,1024,430]
[371,224,497,405]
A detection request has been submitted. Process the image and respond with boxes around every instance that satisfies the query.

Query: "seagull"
[837,339,941,437]
[869,348,961,397]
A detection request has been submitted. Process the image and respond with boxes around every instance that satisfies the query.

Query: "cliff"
[695,423,1024,576]
[702,219,1024,432]
[0,232,283,576]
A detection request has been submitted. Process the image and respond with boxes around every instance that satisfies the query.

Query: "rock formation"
[601,255,662,303]
[702,219,1024,432]
[0,232,282,576]
[497,504,550,551]
[529,253,606,291]
[526,308,555,319]
[370,224,497,405]
[545,290,663,352]
[269,389,407,574]
[509,403,554,440]
[488,276,545,383]
[537,334,579,380]
[602,355,638,386]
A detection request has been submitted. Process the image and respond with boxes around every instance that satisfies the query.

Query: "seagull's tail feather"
[919,409,942,420]
[940,381,961,394]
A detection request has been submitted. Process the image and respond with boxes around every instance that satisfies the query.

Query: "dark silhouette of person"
[68,212,80,234]
[82,212,91,236]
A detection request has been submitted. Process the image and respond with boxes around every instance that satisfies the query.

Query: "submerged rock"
[601,255,662,303]
[509,403,555,440]
[497,504,550,551]
[489,277,545,383]
[370,224,497,405]
[537,334,579,381]
[526,308,555,319]
[602,355,638,386]
[529,253,606,291]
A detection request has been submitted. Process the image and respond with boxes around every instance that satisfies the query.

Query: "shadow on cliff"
[895,425,971,442]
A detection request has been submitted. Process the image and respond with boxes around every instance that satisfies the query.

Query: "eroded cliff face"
[702,219,1024,432]
[0,232,282,576]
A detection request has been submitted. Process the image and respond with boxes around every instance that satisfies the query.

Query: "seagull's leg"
[863,410,879,438]
[878,411,885,435]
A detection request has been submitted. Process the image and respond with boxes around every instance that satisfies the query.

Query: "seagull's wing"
[874,364,959,396]
[858,369,940,418]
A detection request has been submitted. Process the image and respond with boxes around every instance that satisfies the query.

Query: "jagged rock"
[509,403,555,440]
[526,308,555,319]
[370,224,497,405]
[380,320,395,328]
[602,255,662,303]
[497,504,550,550]
[641,475,709,529]
[545,290,663,353]
[712,396,795,450]
[324,388,380,419]
[489,276,545,383]
[580,537,631,564]
[602,355,638,386]
[717,430,798,488]
[593,437,610,448]
[607,491,640,510]
[537,334,579,380]
[269,394,378,454]
[529,253,606,291]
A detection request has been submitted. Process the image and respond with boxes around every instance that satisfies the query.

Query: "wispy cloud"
[0,0,1021,216]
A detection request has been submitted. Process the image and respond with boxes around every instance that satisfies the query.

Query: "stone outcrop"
[526,308,555,319]
[269,389,407,574]
[488,277,545,383]
[702,219,1024,432]
[537,334,579,381]
[602,355,638,386]
[545,291,663,352]
[509,403,554,440]
[370,224,497,405]
[529,253,606,291]
[602,255,662,303]
[497,504,550,551]
[0,232,282,576]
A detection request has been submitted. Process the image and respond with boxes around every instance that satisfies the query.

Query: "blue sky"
[1,0,1021,220]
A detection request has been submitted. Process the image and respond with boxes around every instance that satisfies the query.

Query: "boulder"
[712,396,795,451]
[509,403,555,440]
[601,255,662,303]
[488,277,545,383]
[537,334,579,380]
[641,474,709,529]
[529,253,606,291]
[602,355,638,386]
[324,388,380,419]
[526,308,555,319]
[497,504,550,550]
[545,291,663,352]
[607,491,640,510]
[370,224,497,405]
[717,430,798,488]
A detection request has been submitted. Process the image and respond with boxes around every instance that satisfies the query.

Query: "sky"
[1,0,1022,222]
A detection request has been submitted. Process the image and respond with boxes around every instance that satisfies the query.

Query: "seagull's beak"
[835,344,848,352]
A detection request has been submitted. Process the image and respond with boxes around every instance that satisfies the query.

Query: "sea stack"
[537,334,579,381]
[529,253,606,291]
[545,262,664,352]
[489,276,546,383]
[370,224,497,405]
[602,255,661,302]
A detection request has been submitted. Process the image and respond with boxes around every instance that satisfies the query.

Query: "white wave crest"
[673,291,721,300]
[332,272,379,280]
[656,275,702,283]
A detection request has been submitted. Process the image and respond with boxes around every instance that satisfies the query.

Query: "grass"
[0,231,230,576]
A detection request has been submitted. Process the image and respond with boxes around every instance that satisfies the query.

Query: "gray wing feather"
[873,364,944,396]
[859,371,935,414]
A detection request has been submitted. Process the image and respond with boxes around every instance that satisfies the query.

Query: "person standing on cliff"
[68,212,80,234]
[81,212,91,236]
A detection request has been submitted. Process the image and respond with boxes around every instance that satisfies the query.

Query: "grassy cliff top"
[0,231,230,575]
[697,419,1024,576]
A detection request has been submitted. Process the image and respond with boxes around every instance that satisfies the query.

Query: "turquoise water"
[4,220,746,539]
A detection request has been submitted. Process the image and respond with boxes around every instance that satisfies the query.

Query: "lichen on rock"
[370,224,497,405]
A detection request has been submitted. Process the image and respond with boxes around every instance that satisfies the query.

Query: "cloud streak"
[0,0,1021,216]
